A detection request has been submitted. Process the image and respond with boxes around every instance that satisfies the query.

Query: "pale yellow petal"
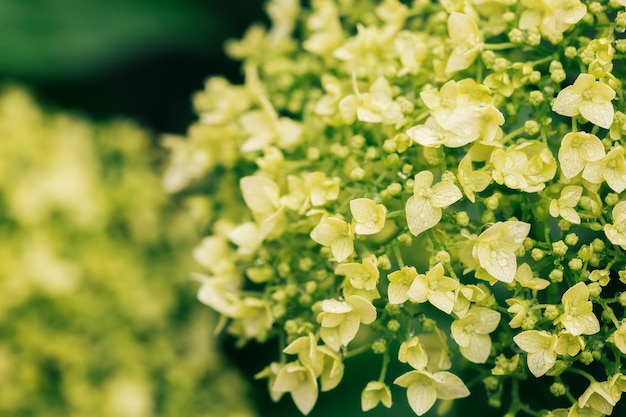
[405,196,441,236]
[579,100,614,129]
[348,295,377,324]
[552,87,582,117]
[431,181,463,208]
[406,383,437,416]
[432,372,470,399]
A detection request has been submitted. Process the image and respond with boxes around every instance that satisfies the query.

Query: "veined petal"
[413,170,434,192]
[559,207,581,224]
[405,196,441,236]
[339,314,361,346]
[290,369,319,414]
[459,333,491,363]
[552,87,582,117]
[527,350,556,377]
[433,372,470,399]
[431,181,463,207]
[476,242,517,283]
[406,383,437,416]
[347,295,377,324]
[580,100,614,129]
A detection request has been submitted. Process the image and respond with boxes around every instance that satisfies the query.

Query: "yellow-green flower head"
[171,0,626,414]
[472,221,531,283]
[552,73,616,129]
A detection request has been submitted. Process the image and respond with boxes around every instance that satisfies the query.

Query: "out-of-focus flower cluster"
[0,87,257,417]
[167,0,626,415]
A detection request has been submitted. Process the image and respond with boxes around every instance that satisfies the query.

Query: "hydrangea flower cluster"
[167,0,626,415]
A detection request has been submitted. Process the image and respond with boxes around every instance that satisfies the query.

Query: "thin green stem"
[393,242,406,268]
[378,352,390,382]
[565,366,597,383]
[343,343,372,359]
[484,42,516,50]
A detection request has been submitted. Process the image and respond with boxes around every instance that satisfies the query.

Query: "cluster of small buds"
[168,0,626,416]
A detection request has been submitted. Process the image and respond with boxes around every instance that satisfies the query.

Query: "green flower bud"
[549,269,564,283]
[372,339,387,354]
[568,258,583,271]
[387,319,401,332]
[564,233,579,246]
[580,351,594,365]
[455,211,470,226]
[552,240,568,256]
[550,382,567,396]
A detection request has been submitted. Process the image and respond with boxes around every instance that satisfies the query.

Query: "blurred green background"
[0,0,266,133]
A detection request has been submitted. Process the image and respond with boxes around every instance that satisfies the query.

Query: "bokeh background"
[0,0,266,133]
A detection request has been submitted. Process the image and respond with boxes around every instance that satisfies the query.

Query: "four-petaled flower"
[582,145,626,193]
[472,221,531,283]
[513,329,558,377]
[310,216,354,262]
[555,282,600,336]
[407,263,460,314]
[405,170,462,236]
[335,254,379,291]
[361,381,392,411]
[549,185,583,224]
[350,198,387,235]
[394,370,470,416]
[446,12,483,73]
[398,336,429,370]
[552,73,615,129]
[450,307,501,363]
[387,266,419,304]
[317,295,377,351]
[271,361,319,415]
[557,132,605,179]
[604,201,626,250]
